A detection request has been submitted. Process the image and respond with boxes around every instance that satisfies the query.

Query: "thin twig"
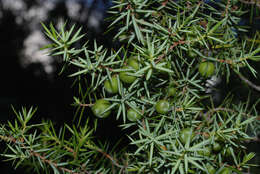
[223,0,231,17]
[155,40,186,64]
[216,58,233,64]
[0,135,90,174]
[30,151,87,174]
[95,148,124,168]
[155,2,203,64]
[51,136,77,158]
[79,103,94,107]
[84,142,125,169]
[162,0,169,6]
[1,134,127,173]
[237,73,260,92]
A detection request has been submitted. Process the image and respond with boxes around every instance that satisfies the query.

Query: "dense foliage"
[1,0,260,173]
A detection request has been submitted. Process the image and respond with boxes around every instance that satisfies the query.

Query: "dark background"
[0,0,114,123]
[0,0,117,173]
